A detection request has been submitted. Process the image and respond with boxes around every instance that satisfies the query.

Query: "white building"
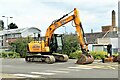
[92,38,118,53]
[0,27,41,51]
[86,9,118,54]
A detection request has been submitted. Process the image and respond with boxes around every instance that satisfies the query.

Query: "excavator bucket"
[76,54,94,64]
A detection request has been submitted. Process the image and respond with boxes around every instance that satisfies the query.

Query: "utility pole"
[2,16,13,29]
[2,16,13,57]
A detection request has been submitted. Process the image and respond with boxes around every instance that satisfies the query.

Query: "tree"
[62,33,80,56]
[9,37,33,58]
[8,23,18,29]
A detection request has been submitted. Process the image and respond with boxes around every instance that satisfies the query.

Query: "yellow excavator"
[25,8,94,64]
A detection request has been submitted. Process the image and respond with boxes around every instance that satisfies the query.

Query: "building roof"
[85,31,118,44]
[0,27,41,36]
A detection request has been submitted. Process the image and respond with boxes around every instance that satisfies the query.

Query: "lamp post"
[2,16,13,29]
[62,26,67,34]
[2,16,13,55]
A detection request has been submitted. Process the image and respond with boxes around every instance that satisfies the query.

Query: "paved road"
[0,58,119,78]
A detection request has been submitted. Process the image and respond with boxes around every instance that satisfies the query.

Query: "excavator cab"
[49,34,63,53]
[49,34,68,62]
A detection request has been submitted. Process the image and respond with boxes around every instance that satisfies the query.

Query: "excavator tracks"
[52,53,69,62]
[25,53,69,64]
[25,55,55,64]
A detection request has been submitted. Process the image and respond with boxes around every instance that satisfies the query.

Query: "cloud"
[0,0,66,35]
[35,0,118,33]
[0,0,118,35]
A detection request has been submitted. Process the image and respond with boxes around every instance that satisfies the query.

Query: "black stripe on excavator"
[56,14,68,22]
[79,22,85,37]
[56,9,74,23]
[79,22,88,45]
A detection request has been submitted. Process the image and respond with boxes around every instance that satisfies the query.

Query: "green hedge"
[69,50,82,59]
[112,53,119,57]
[69,50,108,60]
[90,51,107,59]
[0,52,20,58]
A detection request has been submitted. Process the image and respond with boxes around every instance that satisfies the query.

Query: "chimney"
[91,29,93,33]
[112,10,116,27]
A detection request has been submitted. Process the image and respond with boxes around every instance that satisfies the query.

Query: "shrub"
[69,50,108,60]
[90,51,108,60]
[69,50,82,59]
[112,53,119,57]
[9,37,33,58]
[0,52,20,58]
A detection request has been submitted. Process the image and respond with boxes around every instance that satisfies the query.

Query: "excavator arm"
[73,8,89,54]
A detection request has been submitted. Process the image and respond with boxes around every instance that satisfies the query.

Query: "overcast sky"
[0,0,118,35]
